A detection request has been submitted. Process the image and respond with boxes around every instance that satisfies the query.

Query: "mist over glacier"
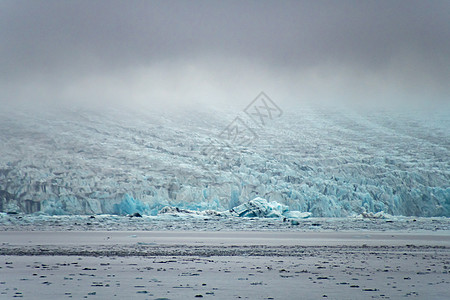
[0,101,448,217]
[1,1,449,217]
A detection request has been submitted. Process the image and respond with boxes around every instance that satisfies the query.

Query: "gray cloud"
[1,0,449,107]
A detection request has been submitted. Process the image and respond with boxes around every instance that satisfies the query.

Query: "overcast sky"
[1,0,449,109]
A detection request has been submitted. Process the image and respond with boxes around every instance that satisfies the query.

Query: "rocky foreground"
[0,230,449,299]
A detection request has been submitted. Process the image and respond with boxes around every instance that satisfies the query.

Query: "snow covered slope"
[0,102,448,217]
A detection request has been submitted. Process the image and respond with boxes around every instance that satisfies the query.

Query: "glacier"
[0,103,449,217]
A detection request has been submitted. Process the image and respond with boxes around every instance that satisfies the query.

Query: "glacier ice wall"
[0,104,449,217]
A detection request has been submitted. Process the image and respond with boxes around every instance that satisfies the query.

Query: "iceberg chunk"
[230,197,288,218]
[157,197,311,219]
[283,211,312,219]
[229,197,311,219]
[359,211,392,219]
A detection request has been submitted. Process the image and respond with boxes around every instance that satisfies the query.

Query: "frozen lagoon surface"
[0,214,449,299]
[1,212,450,232]
[0,104,449,298]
